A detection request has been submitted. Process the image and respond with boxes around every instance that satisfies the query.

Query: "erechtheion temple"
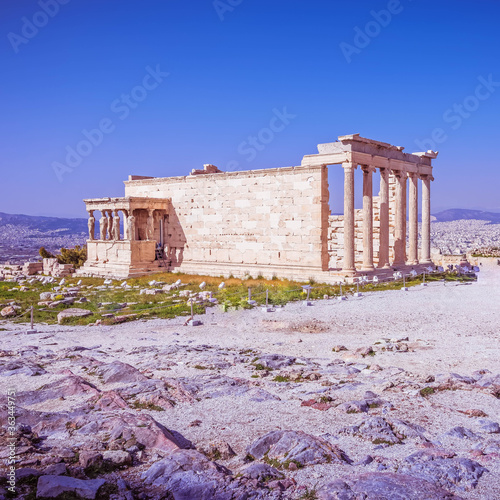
[78,134,437,282]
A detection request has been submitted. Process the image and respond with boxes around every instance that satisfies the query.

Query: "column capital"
[393,168,407,179]
[419,173,434,181]
[361,165,376,174]
[342,161,357,171]
[407,171,418,179]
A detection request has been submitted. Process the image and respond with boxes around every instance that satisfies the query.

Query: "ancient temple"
[77,134,437,282]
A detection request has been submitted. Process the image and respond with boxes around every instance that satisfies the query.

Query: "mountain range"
[0,212,88,235]
[431,209,500,223]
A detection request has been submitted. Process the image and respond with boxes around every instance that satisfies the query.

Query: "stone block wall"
[42,258,75,277]
[43,258,59,275]
[22,262,43,275]
[86,241,156,265]
[124,166,329,277]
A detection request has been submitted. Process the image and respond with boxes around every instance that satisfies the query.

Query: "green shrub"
[39,245,87,268]
[420,387,435,397]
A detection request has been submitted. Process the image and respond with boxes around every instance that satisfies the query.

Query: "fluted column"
[361,165,375,271]
[408,173,419,265]
[421,175,432,263]
[393,170,407,266]
[378,167,390,268]
[342,162,356,274]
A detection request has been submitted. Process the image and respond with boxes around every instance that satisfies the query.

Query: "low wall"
[432,254,469,268]
[466,254,500,268]
[79,240,158,278]
[86,240,156,264]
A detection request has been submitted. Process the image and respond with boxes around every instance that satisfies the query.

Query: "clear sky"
[1,0,500,217]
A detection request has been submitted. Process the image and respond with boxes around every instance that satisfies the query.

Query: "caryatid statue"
[113,211,121,241]
[107,211,114,240]
[99,214,108,241]
[127,213,136,241]
[87,211,95,241]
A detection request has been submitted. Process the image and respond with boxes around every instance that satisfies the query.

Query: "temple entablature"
[301,133,437,175]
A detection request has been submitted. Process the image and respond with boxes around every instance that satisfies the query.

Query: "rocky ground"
[1,263,499,499]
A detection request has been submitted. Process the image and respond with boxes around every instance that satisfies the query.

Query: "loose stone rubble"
[0,258,75,281]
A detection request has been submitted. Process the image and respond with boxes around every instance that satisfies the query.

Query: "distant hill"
[0,212,88,235]
[432,209,500,223]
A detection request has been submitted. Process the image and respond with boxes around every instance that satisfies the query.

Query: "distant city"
[1,209,499,264]
[0,212,87,264]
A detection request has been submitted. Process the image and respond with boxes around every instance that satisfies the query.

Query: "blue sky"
[1,0,500,217]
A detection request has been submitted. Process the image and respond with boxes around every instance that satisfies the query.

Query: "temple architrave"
[77,134,437,282]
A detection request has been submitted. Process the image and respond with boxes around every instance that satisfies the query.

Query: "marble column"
[408,172,419,265]
[122,211,129,240]
[378,168,390,268]
[421,175,432,263]
[87,210,95,241]
[393,170,407,266]
[342,162,356,274]
[361,165,375,271]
